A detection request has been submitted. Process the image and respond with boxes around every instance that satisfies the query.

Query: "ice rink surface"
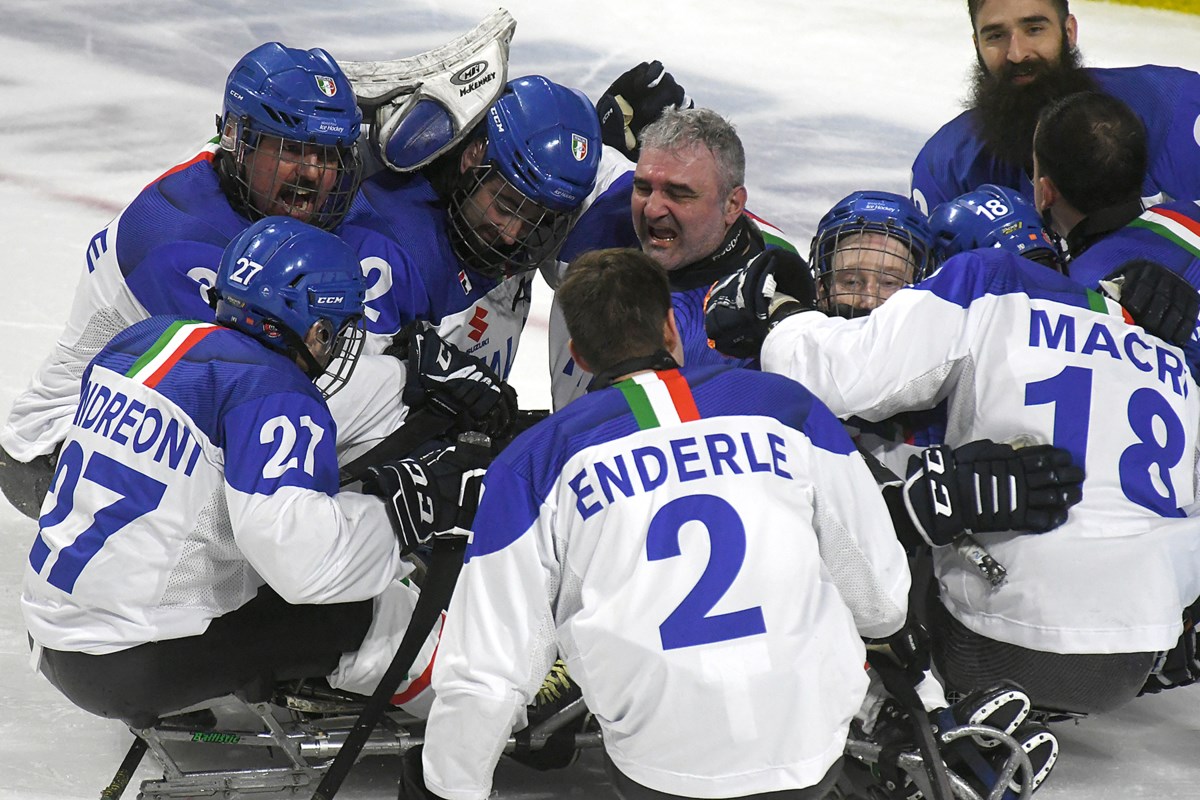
[1,1,1199,797]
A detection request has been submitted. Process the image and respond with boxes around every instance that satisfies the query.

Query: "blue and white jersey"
[422,364,909,800]
[21,317,402,655]
[1068,200,1200,290]
[910,65,1200,213]
[0,143,408,464]
[763,248,1200,654]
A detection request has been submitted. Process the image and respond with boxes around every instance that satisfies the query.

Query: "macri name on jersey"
[73,375,203,476]
[1030,309,1190,398]
[569,429,791,520]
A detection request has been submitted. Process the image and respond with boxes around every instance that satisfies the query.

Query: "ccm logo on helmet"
[451,61,489,85]
[315,294,346,305]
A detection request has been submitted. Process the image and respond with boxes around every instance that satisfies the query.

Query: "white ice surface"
[1,1,1198,797]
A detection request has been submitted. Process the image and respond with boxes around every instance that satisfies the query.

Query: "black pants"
[38,586,372,728]
[930,597,1155,715]
[602,752,843,800]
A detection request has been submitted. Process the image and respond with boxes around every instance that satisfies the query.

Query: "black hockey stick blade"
[338,406,457,487]
[99,735,148,799]
[866,652,956,800]
[311,534,468,800]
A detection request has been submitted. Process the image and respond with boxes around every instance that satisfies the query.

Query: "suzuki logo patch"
[468,306,489,342]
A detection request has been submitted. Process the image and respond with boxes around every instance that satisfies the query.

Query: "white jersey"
[763,248,1200,654]
[21,317,407,655]
[422,365,909,799]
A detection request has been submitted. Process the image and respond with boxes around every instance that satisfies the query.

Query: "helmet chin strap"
[588,349,680,391]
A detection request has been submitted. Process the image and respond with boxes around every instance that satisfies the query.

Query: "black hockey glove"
[703,248,818,359]
[903,441,1084,547]
[1102,258,1200,349]
[362,434,492,555]
[595,60,692,160]
[865,623,932,686]
[1141,598,1200,695]
[389,323,518,438]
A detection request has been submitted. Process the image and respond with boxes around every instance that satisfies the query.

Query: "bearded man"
[909,0,1200,216]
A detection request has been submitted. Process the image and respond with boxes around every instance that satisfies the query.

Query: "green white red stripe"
[1085,289,1134,325]
[1128,206,1200,259]
[615,369,700,430]
[126,321,221,388]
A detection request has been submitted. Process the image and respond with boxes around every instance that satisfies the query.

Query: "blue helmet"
[810,191,935,317]
[928,184,1065,272]
[218,43,363,231]
[214,216,366,398]
[448,75,602,279]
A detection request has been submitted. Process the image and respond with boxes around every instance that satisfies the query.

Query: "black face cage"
[230,128,362,232]
[312,317,366,400]
[447,165,576,280]
[811,224,930,318]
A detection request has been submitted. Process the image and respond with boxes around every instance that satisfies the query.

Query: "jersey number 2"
[30,441,167,593]
[647,495,766,650]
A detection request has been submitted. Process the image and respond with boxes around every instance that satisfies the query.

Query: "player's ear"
[725,185,747,225]
[1064,14,1078,49]
[460,138,487,175]
[568,339,593,374]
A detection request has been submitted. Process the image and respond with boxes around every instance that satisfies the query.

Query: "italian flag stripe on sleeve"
[126,321,220,388]
[1085,288,1134,325]
[615,369,701,430]
[1128,206,1200,259]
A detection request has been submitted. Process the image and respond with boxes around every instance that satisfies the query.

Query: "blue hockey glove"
[903,441,1084,547]
[596,60,692,160]
[363,435,492,555]
[703,248,818,359]
[389,324,517,438]
[1102,258,1200,349]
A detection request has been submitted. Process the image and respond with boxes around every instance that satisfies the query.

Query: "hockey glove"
[703,248,818,359]
[903,440,1083,547]
[865,623,932,686]
[390,323,518,438]
[362,434,492,555]
[1101,258,1200,349]
[595,60,692,160]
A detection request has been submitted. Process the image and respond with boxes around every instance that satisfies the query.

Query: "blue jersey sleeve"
[222,392,341,497]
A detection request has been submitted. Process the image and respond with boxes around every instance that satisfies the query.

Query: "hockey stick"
[866,652,956,800]
[338,407,456,487]
[98,736,148,799]
[311,533,468,800]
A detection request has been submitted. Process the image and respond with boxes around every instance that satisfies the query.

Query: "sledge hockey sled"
[108,688,1036,800]
[107,681,598,799]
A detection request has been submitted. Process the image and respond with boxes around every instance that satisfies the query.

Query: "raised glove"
[363,434,492,555]
[389,323,517,438]
[1101,258,1199,349]
[903,441,1084,547]
[595,60,692,160]
[703,248,818,358]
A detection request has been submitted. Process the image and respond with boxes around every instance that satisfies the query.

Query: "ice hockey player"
[1031,90,1200,359]
[412,246,912,800]
[547,106,796,409]
[928,183,1065,273]
[809,191,935,323]
[0,39,517,518]
[706,199,1200,731]
[910,0,1200,214]
[0,42,370,518]
[21,217,489,728]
